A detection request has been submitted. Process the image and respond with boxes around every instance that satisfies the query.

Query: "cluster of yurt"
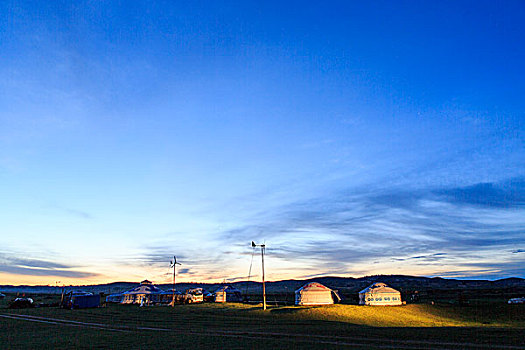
[294,281,402,306]
[105,279,403,307]
[359,282,402,306]
[295,282,340,305]
[106,280,244,305]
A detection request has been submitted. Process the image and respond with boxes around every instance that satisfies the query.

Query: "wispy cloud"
[0,253,98,279]
[434,178,524,208]
[62,208,93,219]
[7,257,73,269]
[125,178,524,280]
[435,260,525,280]
[0,265,97,278]
[211,177,525,279]
[392,253,448,262]
[48,205,93,219]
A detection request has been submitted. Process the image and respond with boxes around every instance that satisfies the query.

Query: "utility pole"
[251,241,267,310]
[170,256,181,307]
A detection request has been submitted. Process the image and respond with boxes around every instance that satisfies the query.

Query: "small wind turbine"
[251,241,267,310]
[170,256,181,307]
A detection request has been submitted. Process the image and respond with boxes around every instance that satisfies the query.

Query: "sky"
[0,0,523,285]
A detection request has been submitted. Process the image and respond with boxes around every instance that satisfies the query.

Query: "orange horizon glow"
[0,264,513,286]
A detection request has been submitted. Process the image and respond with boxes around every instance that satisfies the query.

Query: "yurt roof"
[359,282,400,294]
[123,283,165,295]
[295,282,333,293]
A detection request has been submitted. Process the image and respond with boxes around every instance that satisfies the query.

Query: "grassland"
[0,295,523,349]
[274,303,525,328]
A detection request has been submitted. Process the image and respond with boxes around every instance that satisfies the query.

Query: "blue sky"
[0,1,523,285]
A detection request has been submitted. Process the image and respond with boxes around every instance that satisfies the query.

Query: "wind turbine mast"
[251,241,267,310]
[170,256,181,307]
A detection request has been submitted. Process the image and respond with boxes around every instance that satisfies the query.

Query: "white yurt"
[295,282,341,306]
[359,282,402,306]
[121,280,165,304]
[214,285,242,303]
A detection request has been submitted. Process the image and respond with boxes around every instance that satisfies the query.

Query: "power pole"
[251,241,267,310]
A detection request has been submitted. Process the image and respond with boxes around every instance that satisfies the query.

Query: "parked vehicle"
[508,297,524,304]
[9,298,34,309]
[184,288,204,303]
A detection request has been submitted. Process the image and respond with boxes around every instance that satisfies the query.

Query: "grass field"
[1,295,524,349]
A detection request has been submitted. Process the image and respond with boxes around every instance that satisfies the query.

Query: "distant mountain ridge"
[1,275,524,295]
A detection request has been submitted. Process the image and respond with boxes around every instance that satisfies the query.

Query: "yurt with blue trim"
[359,282,402,306]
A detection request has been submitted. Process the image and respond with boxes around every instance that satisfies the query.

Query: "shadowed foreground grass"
[1,300,523,349]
